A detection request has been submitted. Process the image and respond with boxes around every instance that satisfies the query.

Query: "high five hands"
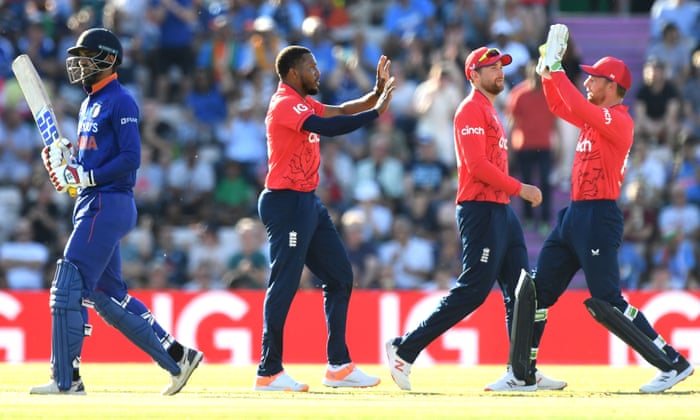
[373,55,395,115]
[536,24,569,77]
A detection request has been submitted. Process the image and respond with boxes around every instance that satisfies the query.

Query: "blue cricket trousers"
[257,189,354,376]
[396,202,528,363]
[529,200,672,361]
[64,191,136,299]
[533,200,626,308]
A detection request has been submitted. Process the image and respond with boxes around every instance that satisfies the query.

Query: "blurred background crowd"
[1,0,699,293]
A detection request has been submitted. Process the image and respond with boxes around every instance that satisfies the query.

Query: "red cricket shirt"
[506,80,556,151]
[454,89,521,204]
[543,72,633,201]
[263,82,326,192]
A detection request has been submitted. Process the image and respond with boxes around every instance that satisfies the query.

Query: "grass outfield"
[0,363,697,419]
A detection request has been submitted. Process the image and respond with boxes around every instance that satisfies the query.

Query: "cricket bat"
[11,54,77,197]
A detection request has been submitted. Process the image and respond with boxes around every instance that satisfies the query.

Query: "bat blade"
[11,54,76,196]
[11,54,63,146]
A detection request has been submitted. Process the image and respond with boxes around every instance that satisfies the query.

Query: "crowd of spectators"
[615,0,700,291]
[1,0,699,292]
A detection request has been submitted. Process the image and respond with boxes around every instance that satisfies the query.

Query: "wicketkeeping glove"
[536,44,547,76]
[541,24,569,73]
[49,163,96,192]
[42,137,73,172]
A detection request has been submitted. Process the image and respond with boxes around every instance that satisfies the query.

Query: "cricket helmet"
[66,27,122,84]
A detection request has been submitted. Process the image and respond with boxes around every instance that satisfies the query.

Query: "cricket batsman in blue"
[31,27,203,395]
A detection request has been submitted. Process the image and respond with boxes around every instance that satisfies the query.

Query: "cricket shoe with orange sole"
[254,371,309,392]
[322,362,380,388]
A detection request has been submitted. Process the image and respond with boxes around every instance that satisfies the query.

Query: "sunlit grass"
[0,363,697,419]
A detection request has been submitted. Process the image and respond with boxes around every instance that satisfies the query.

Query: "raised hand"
[374,76,396,115]
[536,44,547,76]
[373,55,392,97]
[541,24,569,73]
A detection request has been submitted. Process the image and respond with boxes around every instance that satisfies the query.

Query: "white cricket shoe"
[30,378,86,395]
[484,367,537,392]
[385,338,412,390]
[535,370,568,390]
[639,357,694,393]
[322,363,380,388]
[254,371,309,392]
[162,347,204,396]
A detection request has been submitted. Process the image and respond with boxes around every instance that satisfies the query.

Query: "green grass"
[0,363,697,419]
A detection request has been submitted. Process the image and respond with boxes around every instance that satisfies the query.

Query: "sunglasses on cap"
[478,48,501,65]
[467,47,512,74]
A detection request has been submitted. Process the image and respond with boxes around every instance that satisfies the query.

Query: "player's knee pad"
[585,297,674,371]
[89,291,180,375]
[50,259,91,390]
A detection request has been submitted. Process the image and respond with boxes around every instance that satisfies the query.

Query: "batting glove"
[42,138,73,172]
[541,24,568,73]
[49,163,96,192]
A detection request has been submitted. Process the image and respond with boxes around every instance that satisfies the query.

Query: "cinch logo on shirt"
[576,138,592,153]
[498,136,508,150]
[602,108,612,125]
[460,125,485,136]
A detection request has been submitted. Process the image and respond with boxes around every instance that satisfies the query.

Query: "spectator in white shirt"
[0,218,50,289]
[378,215,435,289]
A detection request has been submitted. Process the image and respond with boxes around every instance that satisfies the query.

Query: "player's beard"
[586,89,602,105]
[482,79,505,96]
[81,74,101,94]
[303,77,319,96]
[82,73,99,89]
[78,63,101,91]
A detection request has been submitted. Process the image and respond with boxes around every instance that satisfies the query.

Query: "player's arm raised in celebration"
[301,74,395,137]
[324,55,392,117]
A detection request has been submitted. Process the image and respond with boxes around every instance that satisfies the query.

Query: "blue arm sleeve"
[301,110,379,137]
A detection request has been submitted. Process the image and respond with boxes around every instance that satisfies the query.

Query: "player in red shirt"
[385,46,553,391]
[506,60,558,233]
[254,45,394,391]
[491,24,693,393]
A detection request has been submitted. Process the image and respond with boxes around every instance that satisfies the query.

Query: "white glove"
[49,163,96,192]
[42,138,73,172]
[541,24,569,72]
[535,44,547,76]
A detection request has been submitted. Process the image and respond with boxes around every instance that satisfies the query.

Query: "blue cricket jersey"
[76,73,140,195]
